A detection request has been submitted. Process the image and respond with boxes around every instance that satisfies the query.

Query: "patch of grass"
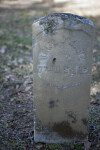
[43,143,84,150]
[92,71,100,82]
[0,136,3,139]
[74,143,84,150]
[43,143,62,150]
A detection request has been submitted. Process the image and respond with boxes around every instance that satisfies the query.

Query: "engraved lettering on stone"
[38,52,49,78]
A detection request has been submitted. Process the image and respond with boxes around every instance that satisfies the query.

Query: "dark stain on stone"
[68,113,77,123]
[66,111,77,123]
[49,99,59,109]
[72,120,77,123]
[52,121,87,139]
[49,100,55,108]
[82,118,87,126]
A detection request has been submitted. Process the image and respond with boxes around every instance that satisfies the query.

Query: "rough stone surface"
[32,13,94,143]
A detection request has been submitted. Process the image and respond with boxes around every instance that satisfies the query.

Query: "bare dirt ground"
[0,0,100,149]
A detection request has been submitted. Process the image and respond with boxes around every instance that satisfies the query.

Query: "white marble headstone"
[32,13,94,143]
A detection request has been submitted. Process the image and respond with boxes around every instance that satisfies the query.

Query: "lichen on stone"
[39,17,59,34]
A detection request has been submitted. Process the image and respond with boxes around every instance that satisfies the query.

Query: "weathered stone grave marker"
[32,13,94,143]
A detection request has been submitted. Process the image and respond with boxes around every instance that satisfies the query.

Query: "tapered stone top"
[34,13,94,26]
[33,13,94,37]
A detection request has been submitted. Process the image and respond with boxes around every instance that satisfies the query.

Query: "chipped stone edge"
[33,13,94,27]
